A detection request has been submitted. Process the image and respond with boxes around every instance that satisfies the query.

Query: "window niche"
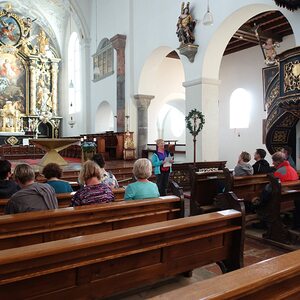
[92,38,114,82]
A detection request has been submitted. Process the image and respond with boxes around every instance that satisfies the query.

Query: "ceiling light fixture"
[203,0,214,26]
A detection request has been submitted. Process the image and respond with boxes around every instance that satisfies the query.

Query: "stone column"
[51,61,59,116]
[29,60,37,115]
[110,34,126,132]
[134,94,154,157]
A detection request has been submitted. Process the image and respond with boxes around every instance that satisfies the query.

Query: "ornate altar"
[0,4,61,142]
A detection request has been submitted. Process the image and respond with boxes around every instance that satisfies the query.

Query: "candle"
[80,138,84,142]
[93,137,96,142]
[84,135,87,140]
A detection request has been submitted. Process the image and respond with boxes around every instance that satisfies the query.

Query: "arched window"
[68,32,81,114]
[230,88,252,129]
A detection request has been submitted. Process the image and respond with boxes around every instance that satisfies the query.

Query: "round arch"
[95,101,114,133]
[201,3,297,80]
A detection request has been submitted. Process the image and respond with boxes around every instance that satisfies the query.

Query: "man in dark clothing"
[252,148,271,174]
[4,163,58,214]
[0,159,19,198]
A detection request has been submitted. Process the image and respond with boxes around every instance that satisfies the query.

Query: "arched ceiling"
[0,0,72,54]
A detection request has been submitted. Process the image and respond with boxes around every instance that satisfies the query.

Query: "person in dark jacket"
[0,159,19,198]
[4,163,58,214]
[252,148,271,174]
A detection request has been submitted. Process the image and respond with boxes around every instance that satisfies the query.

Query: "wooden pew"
[258,174,300,243]
[150,249,300,300]
[223,168,270,203]
[0,196,182,250]
[0,209,244,300]
[171,161,227,192]
[189,170,227,215]
[0,188,126,214]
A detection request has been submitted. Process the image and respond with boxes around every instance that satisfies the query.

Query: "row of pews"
[1,160,300,299]
[0,193,245,299]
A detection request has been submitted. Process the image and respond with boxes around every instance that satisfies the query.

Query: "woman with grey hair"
[124,158,159,200]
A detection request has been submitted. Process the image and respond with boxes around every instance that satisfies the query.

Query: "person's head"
[13,163,35,187]
[0,160,12,180]
[254,149,266,161]
[79,160,102,184]
[272,151,286,168]
[42,163,62,180]
[239,151,251,163]
[156,139,165,151]
[281,146,292,159]
[91,153,105,169]
[133,158,152,180]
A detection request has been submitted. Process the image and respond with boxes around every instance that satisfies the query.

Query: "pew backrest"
[0,196,182,250]
[0,209,243,300]
[149,248,300,300]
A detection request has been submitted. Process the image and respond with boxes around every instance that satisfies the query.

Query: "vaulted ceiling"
[224,10,293,56]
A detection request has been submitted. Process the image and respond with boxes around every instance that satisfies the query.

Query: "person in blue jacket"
[151,139,174,196]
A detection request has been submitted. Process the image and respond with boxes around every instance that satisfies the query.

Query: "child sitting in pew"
[125,159,159,200]
[234,151,254,176]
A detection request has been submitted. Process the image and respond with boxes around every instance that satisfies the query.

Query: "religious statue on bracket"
[176,2,198,63]
[254,25,280,66]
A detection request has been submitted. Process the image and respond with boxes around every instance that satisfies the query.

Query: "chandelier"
[68,116,76,128]
[274,0,300,11]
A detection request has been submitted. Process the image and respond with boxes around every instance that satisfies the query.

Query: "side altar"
[0,5,61,144]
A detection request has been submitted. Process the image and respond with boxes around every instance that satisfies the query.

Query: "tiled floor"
[106,238,288,300]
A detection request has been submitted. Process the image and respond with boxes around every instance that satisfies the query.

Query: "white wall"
[219,35,295,169]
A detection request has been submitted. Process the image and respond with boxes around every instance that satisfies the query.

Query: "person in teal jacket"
[151,139,174,196]
[125,158,159,200]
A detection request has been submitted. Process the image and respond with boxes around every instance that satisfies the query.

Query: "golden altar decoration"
[0,5,61,138]
[30,138,80,166]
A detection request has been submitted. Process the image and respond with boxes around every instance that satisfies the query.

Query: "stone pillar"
[183,78,220,162]
[110,34,126,132]
[29,60,37,115]
[134,94,154,157]
[51,61,59,116]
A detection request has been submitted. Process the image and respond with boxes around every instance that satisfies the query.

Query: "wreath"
[185,109,205,136]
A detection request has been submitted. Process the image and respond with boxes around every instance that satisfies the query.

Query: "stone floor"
[106,237,288,300]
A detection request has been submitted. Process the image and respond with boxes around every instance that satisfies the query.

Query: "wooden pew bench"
[258,174,300,243]
[223,169,270,203]
[0,188,126,213]
[150,248,300,300]
[0,196,182,250]
[0,209,244,300]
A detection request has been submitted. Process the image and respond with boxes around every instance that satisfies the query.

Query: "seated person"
[252,148,271,174]
[125,158,160,200]
[0,159,19,198]
[4,163,58,214]
[282,146,296,170]
[42,163,73,193]
[92,153,119,188]
[234,151,253,176]
[253,152,298,229]
[71,160,114,206]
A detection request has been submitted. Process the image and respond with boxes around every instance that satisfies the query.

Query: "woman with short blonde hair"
[125,158,159,200]
[71,160,114,206]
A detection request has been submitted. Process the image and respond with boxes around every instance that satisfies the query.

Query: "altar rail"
[0,145,45,160]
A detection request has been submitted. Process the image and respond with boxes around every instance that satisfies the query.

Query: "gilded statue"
[176,2,196,45]
[37,79,52,112]
[263,38,280,65]
[0,100,22,132]
[37,30,49,55]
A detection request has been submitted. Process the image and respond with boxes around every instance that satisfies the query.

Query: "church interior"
[1,0,300,299]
